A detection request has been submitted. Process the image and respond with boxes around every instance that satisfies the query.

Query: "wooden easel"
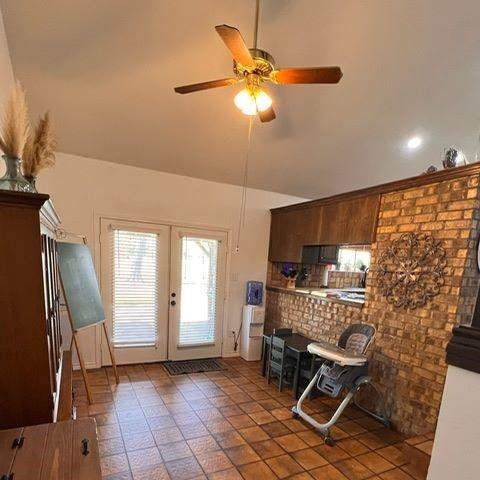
[67,319,119,405]
[58,230,119,405]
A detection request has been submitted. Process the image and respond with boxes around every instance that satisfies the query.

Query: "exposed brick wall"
[268,262,363,289]
[266,288,363,340]
[328,271,363,289]
[266,173,480,436]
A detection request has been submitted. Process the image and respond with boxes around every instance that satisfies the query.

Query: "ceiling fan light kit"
[173,0,343,251]
[234,74,272,115]
[174,2,343,122]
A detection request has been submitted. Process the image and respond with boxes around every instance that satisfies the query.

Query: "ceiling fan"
[174,0,343,122]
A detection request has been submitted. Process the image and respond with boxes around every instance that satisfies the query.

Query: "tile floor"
[74,357,420,480]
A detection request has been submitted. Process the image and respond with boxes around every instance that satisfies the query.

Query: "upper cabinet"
[268,194,380,262]
[319,195,380,245]
[268,206,322,262]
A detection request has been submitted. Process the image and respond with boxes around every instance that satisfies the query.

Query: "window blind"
[178,237,219,346]
[112,229,158,347]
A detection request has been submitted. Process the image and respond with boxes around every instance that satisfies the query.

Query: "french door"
[100,220,170,364]
[100,219,227,364]
[169,227,227,361]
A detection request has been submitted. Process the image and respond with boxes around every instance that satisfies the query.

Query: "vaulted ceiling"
[1,0,479,198]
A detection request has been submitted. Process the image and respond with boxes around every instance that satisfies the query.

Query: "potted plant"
[0,81,31,192]
[280,263,298,289]
[0,81,56,193]
[22,111,57,192]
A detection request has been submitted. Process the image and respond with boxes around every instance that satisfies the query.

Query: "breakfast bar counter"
[266,285,365,307]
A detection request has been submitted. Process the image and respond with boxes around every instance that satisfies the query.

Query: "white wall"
[0,8,13,102]
[428,365,480,480]
[38,153,302,367]
[0,8,302,367]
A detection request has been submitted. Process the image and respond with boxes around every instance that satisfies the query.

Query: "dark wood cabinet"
[0,191,70,430]
[319,195,380,245]
[268,206,322,262]
[268,195,380,262]
[269,162,480,264]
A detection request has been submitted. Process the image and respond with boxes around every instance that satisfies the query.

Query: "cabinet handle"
[12,436,24,449]
[81,438,89,456]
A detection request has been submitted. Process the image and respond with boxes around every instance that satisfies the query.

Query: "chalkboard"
[57,242,105,331]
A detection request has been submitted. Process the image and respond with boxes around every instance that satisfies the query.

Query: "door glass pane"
[112,230,158,347]
[179,237,219,346]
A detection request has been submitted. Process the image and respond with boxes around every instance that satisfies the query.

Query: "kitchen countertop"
[266,285,365,307]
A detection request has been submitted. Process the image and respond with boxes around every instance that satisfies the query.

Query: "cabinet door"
[319,195,380,245]
[9,424,50,478]
[268,210,300,262]
[319,202,349,245]
[345,194,380,244]
[42,235,62,400]
[71,418,102,479]
[0,428,21,476]
[268,207,322,262]
[298,206,323,246]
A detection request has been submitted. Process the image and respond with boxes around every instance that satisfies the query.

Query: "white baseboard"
[73,361,98,371]
[222,351,240,358]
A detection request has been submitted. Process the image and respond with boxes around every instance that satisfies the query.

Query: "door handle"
[170,300,176,306]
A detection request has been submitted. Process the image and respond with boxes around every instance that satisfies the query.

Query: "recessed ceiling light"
[407,136,423,150]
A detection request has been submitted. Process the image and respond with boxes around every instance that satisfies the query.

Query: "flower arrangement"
[23,111,57,186]
[0,81,30,159]
[280,262,298,289]
[0,81,56,193]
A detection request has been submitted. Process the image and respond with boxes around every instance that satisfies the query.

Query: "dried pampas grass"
[0,80,30,159]
[23,112,57,177]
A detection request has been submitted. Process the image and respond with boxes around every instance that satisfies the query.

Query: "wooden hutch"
[0,190,72,429]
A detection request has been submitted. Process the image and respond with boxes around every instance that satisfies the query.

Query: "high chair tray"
[307,341,367,366]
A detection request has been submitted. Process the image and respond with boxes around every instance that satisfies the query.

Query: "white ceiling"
[1,0,480,198]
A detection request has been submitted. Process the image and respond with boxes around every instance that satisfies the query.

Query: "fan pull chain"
[253,0,260,49]
[235,116,254,252]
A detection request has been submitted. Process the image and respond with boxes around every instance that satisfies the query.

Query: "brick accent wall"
[266,173,480,436]
[267,262,363,289]
[266,288,363,341]
[328,271,363,289]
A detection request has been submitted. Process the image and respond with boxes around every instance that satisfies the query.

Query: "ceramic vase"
[0,155,33,192]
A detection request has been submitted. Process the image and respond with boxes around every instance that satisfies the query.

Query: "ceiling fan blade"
[174,78,237,94]
[215,24,255,67]
[271,67,343,84]
[259,106,276,123]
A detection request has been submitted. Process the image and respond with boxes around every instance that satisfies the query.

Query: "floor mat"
[163,358,226,375]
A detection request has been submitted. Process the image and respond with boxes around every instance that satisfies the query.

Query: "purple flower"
[280,263,297,278]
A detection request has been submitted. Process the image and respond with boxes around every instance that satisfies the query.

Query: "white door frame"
[95,213,231,366]
[169,227,228,361]
[99,218,171,364]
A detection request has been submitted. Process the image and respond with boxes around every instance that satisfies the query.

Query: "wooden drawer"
[0,419,101,480]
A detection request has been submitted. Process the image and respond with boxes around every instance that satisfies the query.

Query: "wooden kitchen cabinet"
[319,195,380,245]
[268,206,322,262]
[268,194,380,262]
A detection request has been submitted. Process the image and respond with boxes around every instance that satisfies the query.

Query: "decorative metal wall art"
[378,232,447,309]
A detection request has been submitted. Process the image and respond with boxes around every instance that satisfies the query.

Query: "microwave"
[302,245,339,265]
